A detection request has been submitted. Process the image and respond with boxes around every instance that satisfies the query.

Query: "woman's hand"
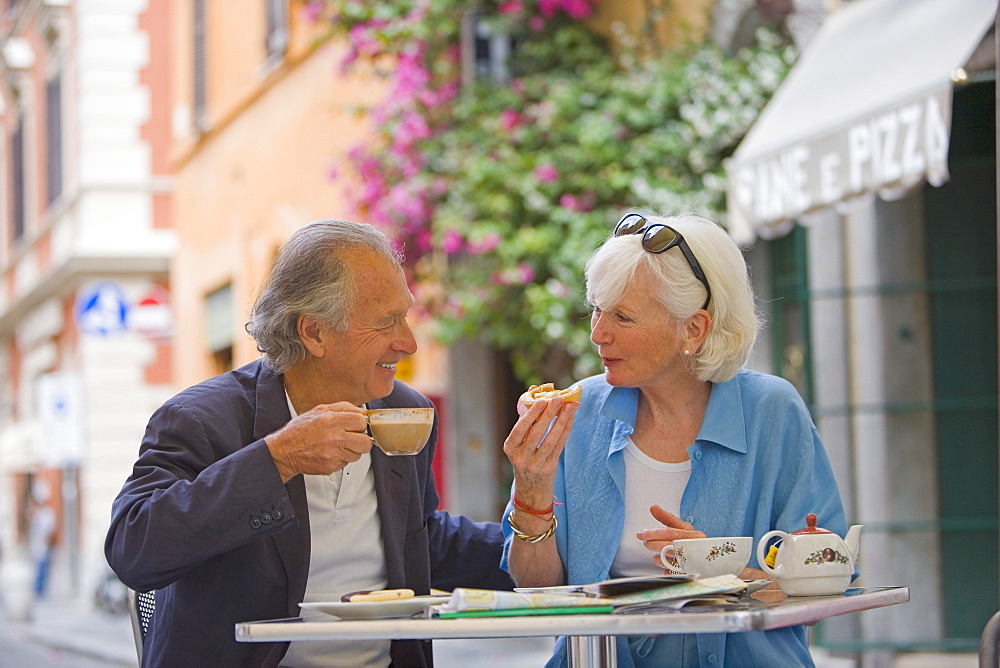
[503,396,577,589]
[503,396,578,507]
[636,505,707,569]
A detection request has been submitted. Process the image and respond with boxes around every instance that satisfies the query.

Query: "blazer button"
[250,517,262,529]
[271,509,283,521]
[261,513,272,525]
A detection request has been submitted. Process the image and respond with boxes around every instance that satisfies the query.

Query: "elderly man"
[106,221,514,667]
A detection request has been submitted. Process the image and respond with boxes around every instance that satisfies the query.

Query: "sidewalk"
[5,597,135,667]
[2,593,555,668]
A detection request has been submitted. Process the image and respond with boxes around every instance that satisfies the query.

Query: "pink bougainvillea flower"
[559,193,582,211]
[415,229,433,252]
[441,230,464,254]
[534,163,560,184]
[303,1,324,22]
[421,82,458,109]
[548,280,570,298]
[511,79,526,95]
[499,109,521,132]
[539,0,559,17]
[469,232,501,255]
[561,0,594,20]
[530,15,546,31]
[498,0,524,15]
[396,111,431,148]
[348,22,386,58]
[516,263,535,284]
[443,298,466,319]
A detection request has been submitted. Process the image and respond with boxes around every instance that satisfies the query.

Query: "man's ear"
[297,315,326,358]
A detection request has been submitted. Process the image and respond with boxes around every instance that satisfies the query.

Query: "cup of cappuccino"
[366,407,434,456]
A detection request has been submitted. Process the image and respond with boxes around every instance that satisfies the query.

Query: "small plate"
[742,579,772,594]
[300,595,450,620]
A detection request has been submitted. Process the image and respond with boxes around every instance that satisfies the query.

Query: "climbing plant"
[309,0,795,384]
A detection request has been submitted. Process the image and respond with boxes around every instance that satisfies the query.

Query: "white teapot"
[756,513,862,596]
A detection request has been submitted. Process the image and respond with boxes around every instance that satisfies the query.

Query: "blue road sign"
[74,281,129,336]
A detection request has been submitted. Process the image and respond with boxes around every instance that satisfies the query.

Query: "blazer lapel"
[368,397,412,588]
[251,362,310,613]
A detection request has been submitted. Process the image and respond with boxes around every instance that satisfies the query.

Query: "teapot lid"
[791,513,834,535]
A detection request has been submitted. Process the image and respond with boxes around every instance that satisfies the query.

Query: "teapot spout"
[845,524,863,565]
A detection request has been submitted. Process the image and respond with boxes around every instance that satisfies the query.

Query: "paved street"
[0,589,555,668]
[0,598,133,668]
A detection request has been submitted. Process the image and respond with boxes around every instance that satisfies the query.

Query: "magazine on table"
[431,575,748,618]
[515,574,692,598]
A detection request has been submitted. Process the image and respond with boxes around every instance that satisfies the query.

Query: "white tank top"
[609,437,692,577]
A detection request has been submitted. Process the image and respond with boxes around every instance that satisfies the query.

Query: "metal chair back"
[127,588,156,664]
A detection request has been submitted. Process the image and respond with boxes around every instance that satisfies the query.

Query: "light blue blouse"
[501,369,850,667]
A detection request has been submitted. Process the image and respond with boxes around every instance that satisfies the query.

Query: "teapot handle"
[757,530,787,577]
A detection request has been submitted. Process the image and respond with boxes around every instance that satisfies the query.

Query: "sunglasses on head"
[613,213,712,311]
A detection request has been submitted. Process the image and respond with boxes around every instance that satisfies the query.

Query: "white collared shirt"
[279,396,390,667]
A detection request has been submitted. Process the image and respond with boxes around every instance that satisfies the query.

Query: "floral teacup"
[660,536,752,579]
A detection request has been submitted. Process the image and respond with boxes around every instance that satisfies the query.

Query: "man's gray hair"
[246,220,403,373]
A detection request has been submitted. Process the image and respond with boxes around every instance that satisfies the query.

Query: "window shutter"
[11,114,24,243]
[46,72,62,206]
[193,0,207,131]
[265,0,288,60]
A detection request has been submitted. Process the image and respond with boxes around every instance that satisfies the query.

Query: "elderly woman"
[502,211,849,667]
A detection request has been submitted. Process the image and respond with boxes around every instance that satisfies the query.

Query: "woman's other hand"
[636,504,707,568]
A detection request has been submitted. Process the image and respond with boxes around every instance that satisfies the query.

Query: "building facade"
[0,0,175,606]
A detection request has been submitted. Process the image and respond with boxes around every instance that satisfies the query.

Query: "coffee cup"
[659,536,752,579]
[366,408,434,456]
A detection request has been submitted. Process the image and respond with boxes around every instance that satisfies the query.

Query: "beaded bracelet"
[507,510,558,544]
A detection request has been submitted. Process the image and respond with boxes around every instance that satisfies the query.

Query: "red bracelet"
[513,495,561,518]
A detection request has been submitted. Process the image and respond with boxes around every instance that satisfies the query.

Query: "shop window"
[768,226,813,404]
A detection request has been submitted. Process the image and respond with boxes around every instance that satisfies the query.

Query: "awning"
[725,0,997,245]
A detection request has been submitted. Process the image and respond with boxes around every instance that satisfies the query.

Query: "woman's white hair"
[585,210,761,382]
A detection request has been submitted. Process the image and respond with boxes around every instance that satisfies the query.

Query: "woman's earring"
[683,349,691,356]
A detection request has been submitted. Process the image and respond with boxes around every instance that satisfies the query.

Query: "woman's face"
[590,274,685,389]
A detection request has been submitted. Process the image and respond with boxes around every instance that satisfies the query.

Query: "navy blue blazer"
[106,359,513,666]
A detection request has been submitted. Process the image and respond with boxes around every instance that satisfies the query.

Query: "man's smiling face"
[317,249,417,405]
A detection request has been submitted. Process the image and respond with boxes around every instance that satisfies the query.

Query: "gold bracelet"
[507,510,557,544]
